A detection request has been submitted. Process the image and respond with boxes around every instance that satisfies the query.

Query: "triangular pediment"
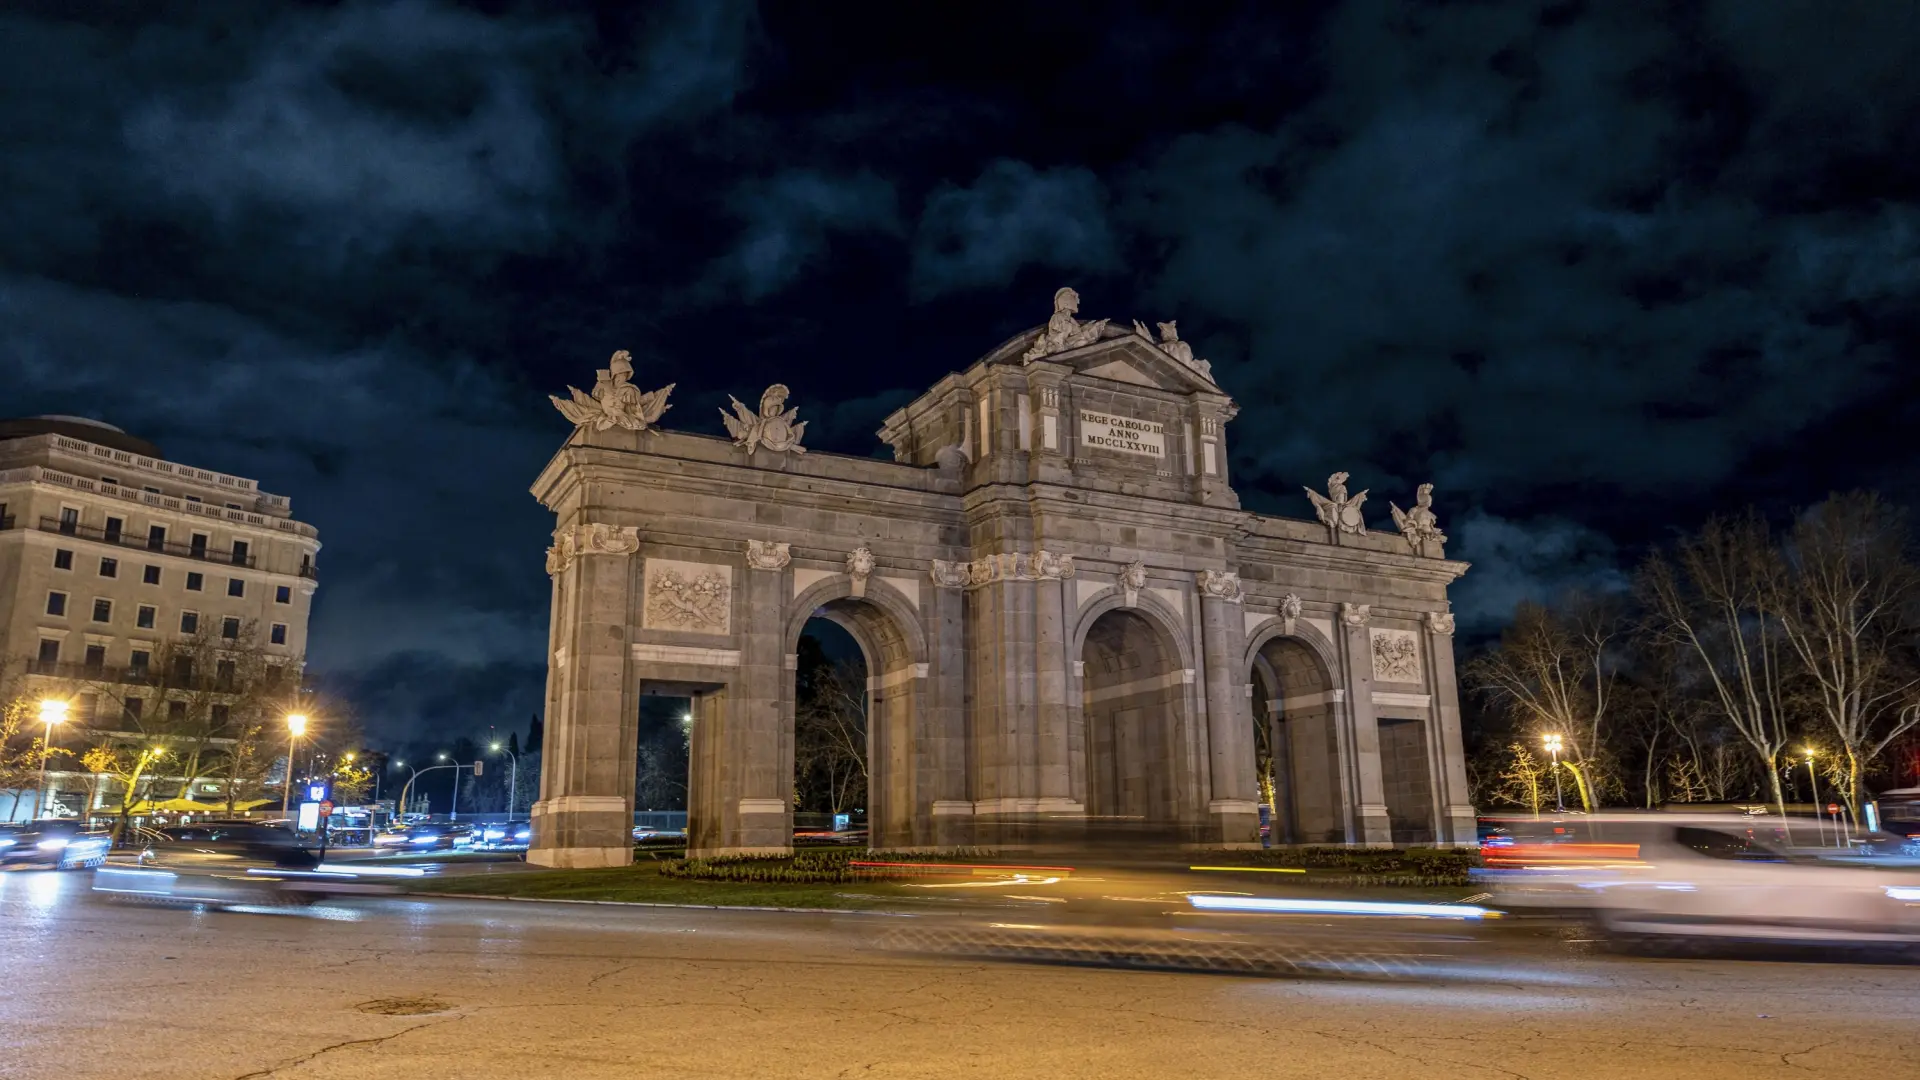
[1045,331,1223,396]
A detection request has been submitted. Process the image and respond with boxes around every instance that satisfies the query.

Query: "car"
[0,820,113,870]
[388,822,472,851]
[1477,812,1920,954]
[473,821,531,851]
[93,820,411,908]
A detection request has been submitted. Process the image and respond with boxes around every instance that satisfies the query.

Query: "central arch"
[1246,625,1348,844]
[1074,605,1197,829]
[782,576,928,851]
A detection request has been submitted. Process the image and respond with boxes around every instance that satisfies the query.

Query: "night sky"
[6,1,1918,750]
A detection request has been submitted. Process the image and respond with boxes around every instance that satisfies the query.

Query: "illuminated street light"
[1804,748,1827,846]
[491,742,520,821]
[282,713,310,814]
[1543,733,1565,814]
[37,699,69,818]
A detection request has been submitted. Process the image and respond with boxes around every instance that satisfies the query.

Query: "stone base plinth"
[528,795,632,868]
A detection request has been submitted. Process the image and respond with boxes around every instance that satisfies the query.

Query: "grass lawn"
[406,859,912,910]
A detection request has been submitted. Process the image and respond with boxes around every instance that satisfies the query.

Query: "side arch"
[1068,585,1204,828]
[1243,616,1351,845]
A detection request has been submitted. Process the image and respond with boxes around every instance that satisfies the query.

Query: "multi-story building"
[0,416,320,818]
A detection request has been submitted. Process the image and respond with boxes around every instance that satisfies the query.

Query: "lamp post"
[393,760,423,820]
[491,743,520,821]
[37,699,68,819]
[1804,748,1825,846]
[1543,733,1565,814]
[282,713,308,814]
[395,761,471,821]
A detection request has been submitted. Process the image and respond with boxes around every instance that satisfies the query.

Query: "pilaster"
[529,524,640,868]
[1198,571,1259,846]
[1425,612,1476,846]
[1338,603,1393,847]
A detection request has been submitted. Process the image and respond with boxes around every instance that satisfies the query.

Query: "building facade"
[529,292,1473,866]
[0,417,320,819]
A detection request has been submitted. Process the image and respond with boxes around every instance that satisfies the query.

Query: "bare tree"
[1640,513,1795,815]
[1477,742,1552,815]
[795,658,868,816]
[1771,493,1920,820]
[1,682,71,819]
[1465,595,1622,811]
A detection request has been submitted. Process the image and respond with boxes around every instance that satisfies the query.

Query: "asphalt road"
[3,869,1917,1080]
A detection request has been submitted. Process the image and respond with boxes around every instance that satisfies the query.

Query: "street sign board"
[319,800,334,817]
[297,802,321,831]
[307,782,329,802]
[1827,803,1840,814]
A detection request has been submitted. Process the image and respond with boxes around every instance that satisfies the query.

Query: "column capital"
[1196,569,1244,604]
[1340,601,1371,628]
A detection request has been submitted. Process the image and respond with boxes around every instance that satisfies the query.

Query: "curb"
[410,891,916,916]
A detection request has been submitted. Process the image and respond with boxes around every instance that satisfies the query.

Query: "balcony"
[39,516,258,569]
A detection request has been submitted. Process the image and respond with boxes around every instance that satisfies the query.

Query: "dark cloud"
[911,160,1119,298]
[708,170,902,300]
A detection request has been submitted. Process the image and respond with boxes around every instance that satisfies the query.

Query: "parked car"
[387,822,472,851]
[0,820,112,870]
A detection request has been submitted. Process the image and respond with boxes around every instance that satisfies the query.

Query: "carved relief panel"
[642,559,733,635]
[1368,627,1423,683]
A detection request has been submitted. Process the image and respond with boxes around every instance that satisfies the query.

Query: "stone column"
[1197,571,1259,846]
[1033,552,1078,811]
[1425,612,1476,846]
[730,543,790,854]
[927,561,973,846]
[530,523,640,869]
[1338,603,1393,847]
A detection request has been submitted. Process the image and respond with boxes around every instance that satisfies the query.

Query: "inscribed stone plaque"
[1369,627,1423,683]
[1078,409,1166,460]
[643,559,732,635]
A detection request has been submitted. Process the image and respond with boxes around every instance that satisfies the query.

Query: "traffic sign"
[1827,803,1840,814]
[474,759,484,777]
[319,800,334,817]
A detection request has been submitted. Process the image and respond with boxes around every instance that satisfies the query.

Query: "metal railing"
[39,516,258,568]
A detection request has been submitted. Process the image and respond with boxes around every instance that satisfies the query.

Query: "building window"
[46,591,67,616]
[186,571,203,592]
[185,495,202,504]
[147,524,166,552]
[265,665,283,687]
[270,623,288,645]
[189,532,208,557]
[212,703,231,729]
[130,649,150,674]
[136,604,156,629]
[221,616,241,640]
[59,507,79,534]
[216,659,236,690]
[143,485,160,495]
[92,598,112,623]
[231,539,250,566]
[168,700,187,722]
[84,644,106,671]
[180,611,199,634]
[143,564,160,585]
[172,655,193,683]
[275,585,291,604]
[124,698,144,722]
[226,503,243,511]
[37,639,59,664]
[54,549,73,570]
[227,578,245,598]
[104,516,124,543]
[76,693,98,724]
[100,475,119,486]
[99,557,118,579]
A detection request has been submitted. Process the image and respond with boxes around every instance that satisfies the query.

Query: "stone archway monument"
[528,293,1476,867]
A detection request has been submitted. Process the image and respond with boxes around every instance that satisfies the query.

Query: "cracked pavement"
[2,871,1915,1079]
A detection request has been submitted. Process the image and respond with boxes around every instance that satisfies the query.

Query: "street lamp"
[1543,733,1565,814]
[1804,748,1826,846]
[282,713,309,814]
[491,742,520,821]
[37,699,68,818]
